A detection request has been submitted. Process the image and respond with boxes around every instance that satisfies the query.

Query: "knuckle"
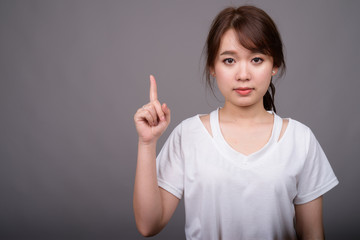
[135,110,142,119]
[151,99,160,107]
[145,110,152,117]
[146,103,153,109]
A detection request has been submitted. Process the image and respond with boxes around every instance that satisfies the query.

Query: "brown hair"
[204,6,286,112]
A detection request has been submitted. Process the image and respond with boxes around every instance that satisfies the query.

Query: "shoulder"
[279,118,289,141]
[179,114,202,128]
[279,117,314,149]
[276,112,312,135]
[170,113,206,135]
[199,114,212,137]
[169,111,214,139]
[288,118,312,136]
[179,110,215,128]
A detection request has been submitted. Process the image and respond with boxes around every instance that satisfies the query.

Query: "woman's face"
[212,29,277,110]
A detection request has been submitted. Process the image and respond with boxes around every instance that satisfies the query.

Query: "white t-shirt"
[156,108,338,240]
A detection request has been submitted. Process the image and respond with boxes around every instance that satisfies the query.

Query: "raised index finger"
[149,75,158,102]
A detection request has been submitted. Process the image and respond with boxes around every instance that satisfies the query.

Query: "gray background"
[0,0,359,239]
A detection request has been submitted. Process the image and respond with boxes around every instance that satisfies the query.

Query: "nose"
[236,62,250,81]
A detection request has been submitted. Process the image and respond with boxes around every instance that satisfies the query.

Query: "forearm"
[133,140,163,236]
[133,75,172,236]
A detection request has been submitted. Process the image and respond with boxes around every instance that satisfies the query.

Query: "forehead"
[218,29,258,55]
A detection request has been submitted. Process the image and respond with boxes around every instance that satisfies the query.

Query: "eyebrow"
[219,49,265,56]
[220,50,237,56]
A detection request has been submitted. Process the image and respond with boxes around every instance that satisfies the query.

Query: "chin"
[231,101,256,108]
[227,97,263,108]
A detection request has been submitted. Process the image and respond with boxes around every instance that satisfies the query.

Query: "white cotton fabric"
[156,108,338,240]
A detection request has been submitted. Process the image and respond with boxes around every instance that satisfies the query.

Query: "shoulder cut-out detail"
[278,119,289,142]
[200,114,212,137]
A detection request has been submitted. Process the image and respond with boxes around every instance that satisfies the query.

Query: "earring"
[272,70,275,74]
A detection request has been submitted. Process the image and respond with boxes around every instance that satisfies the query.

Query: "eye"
[252,57,263,64]
[223,58,235,65]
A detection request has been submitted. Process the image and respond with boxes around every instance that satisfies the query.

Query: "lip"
[234,87,253,95]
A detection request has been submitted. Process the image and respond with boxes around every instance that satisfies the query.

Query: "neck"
[220,101,271,124]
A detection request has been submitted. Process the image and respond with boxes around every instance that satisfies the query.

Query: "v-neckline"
[209,108,282,164]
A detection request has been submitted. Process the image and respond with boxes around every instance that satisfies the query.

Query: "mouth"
[234,87,253,95]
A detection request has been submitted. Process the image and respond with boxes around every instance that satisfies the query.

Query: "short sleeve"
[294,128,339,205]
[156,123,184,199]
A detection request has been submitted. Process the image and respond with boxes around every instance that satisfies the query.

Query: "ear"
[272,66,279,76]
[209,67,216,77]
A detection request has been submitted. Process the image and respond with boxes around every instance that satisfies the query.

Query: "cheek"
[215,70,234,92]
[214,65,234,82]
[256,67,273,86]
[258,75,272,92]
[260,77,273,97]
[260,72,272,83]
[215,78,227,94]
[214,66,228,81]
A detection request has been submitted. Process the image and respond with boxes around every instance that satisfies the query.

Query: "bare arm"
[295,196,324,240]
[133,75,180,237]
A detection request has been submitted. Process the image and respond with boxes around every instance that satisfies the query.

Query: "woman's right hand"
[134,75,171,144]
